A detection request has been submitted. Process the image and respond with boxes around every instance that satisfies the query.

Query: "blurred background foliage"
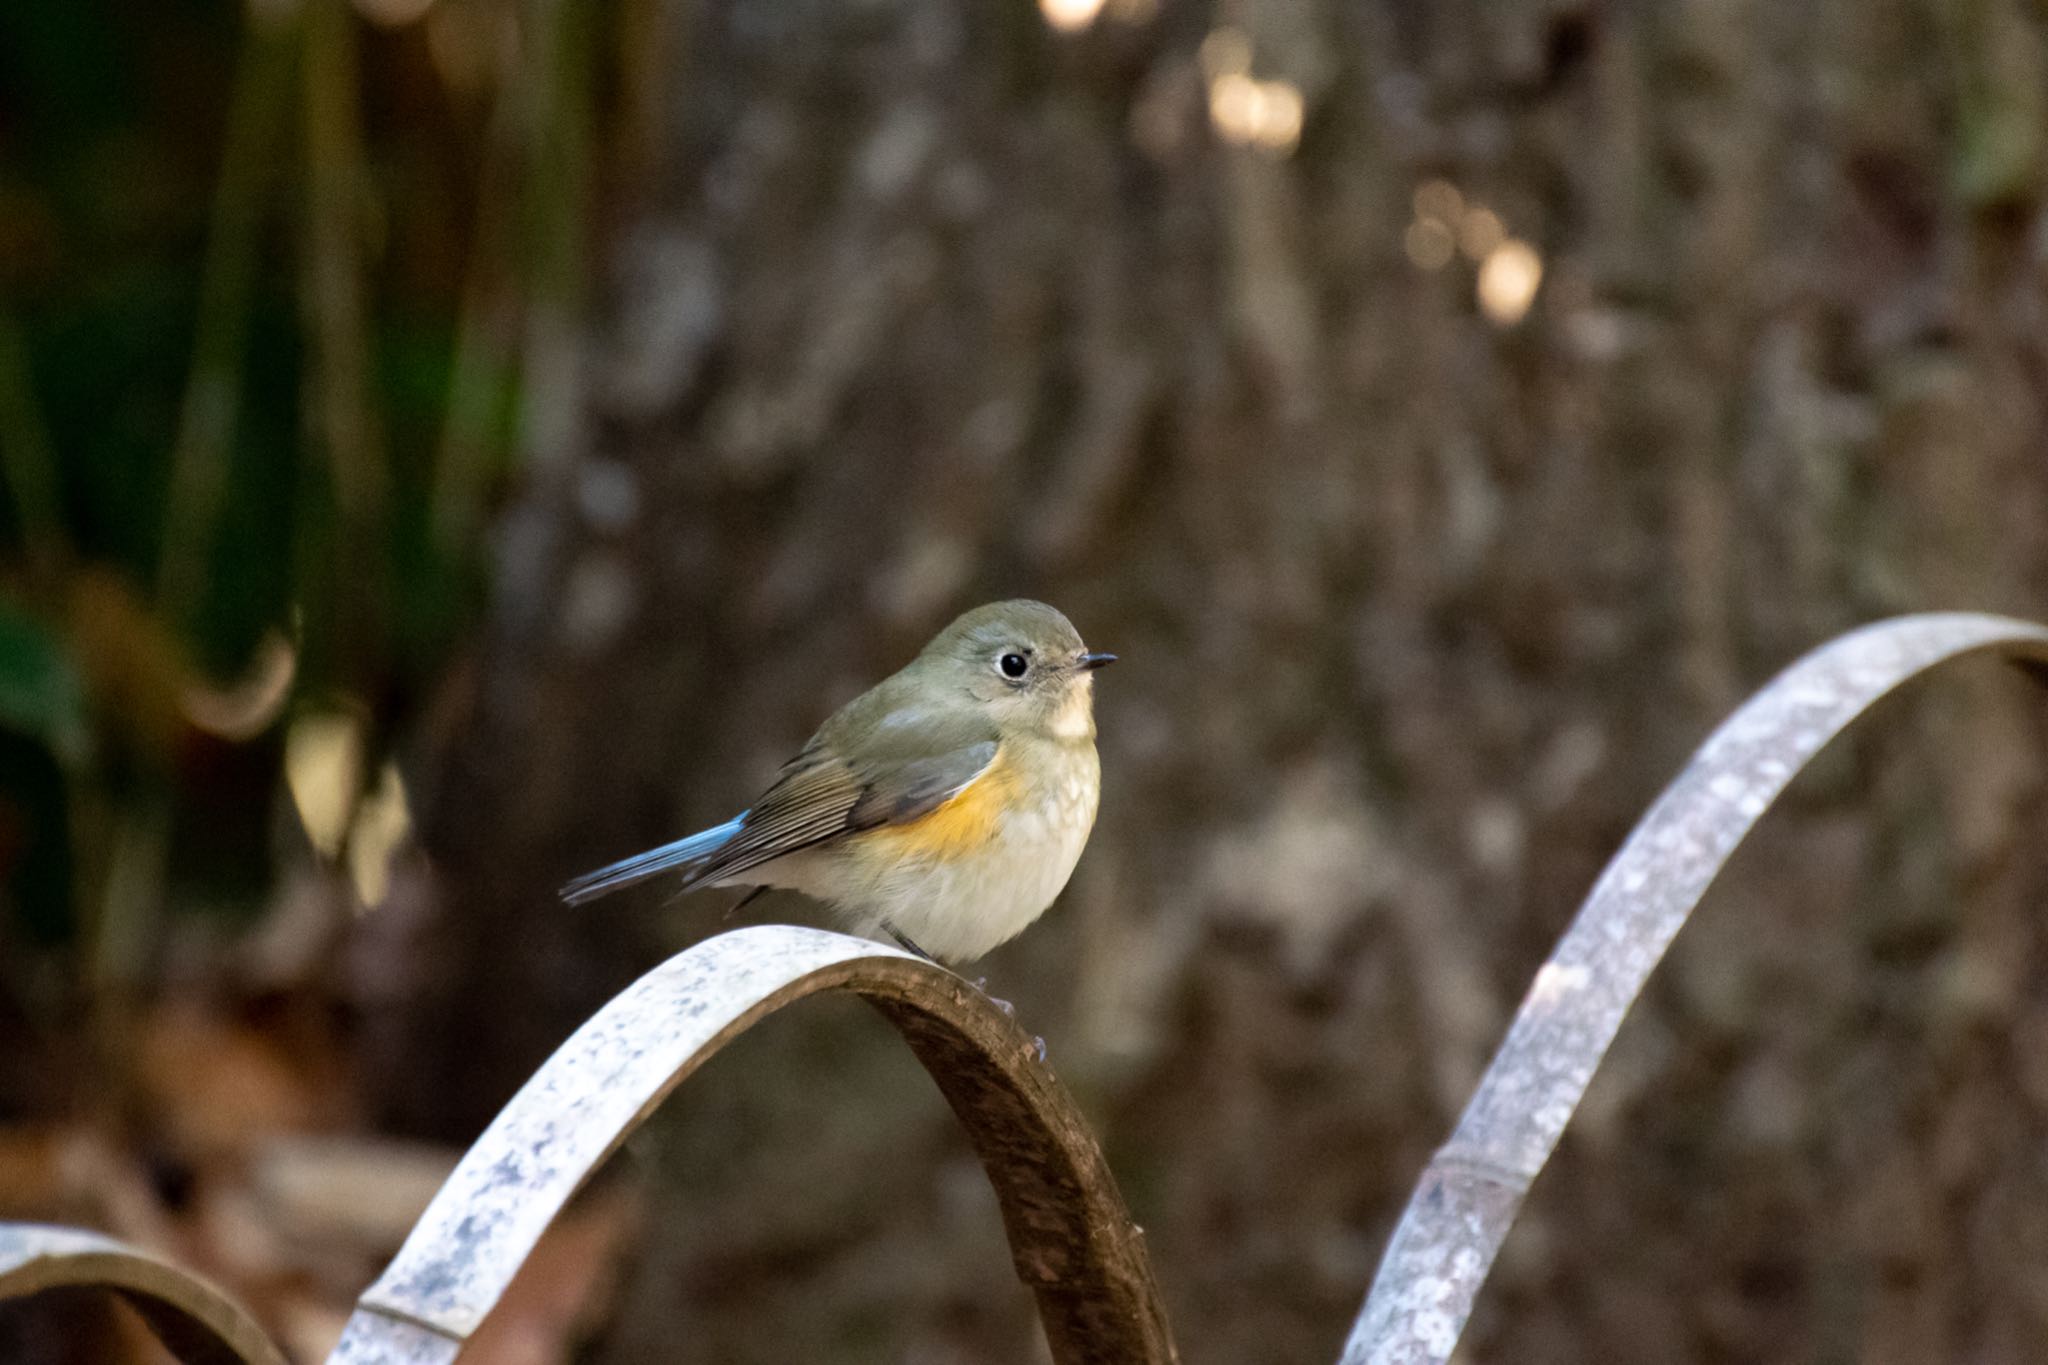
[0,0,597,1024]
[7,0,2048,1363]
[0,8,609,1350]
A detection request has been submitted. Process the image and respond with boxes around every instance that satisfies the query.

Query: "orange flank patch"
[862,749,1014,859]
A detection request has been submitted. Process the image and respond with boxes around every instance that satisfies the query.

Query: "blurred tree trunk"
[390,0,2048,1360]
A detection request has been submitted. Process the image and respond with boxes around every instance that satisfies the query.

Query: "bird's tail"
[559,815,745,906]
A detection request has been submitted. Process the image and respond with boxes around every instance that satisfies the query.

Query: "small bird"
[561,600,1114,965]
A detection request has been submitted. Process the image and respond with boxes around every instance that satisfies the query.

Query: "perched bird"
[561,600,1114,965]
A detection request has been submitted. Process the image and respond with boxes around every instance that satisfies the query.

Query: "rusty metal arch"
[327,925,1176,1365]
[1344,612,2048,1365]
[0,1222,286,1365]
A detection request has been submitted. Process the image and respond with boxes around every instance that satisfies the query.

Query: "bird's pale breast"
[804,739,1100,962]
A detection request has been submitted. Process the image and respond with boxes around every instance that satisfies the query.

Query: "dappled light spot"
[1040,0,1106,34]
[1477,238,1544,325]
[1197,28,1303,155]
[1406,182,1530,299]
[1199,27,1252,78]
[1404,217,1457,270]
[347,762,412,910]
[1207,72,1305,155]
[285,712,363,859]
[1406,178,1544,318]
[1412,179,1464,229]
[1457,206,1505,262]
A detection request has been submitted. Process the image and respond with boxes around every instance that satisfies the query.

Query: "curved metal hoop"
[1344,612,2048,1364]
[326,925,1177,1365]
[0,1222,285,1365]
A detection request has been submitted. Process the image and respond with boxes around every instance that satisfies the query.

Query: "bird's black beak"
[1078,652,1118,670]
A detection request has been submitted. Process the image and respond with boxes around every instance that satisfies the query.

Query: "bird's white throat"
[1047,680,1097,741]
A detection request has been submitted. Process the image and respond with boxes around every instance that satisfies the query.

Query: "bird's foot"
[970,977,1016,1017]
[964,977,1037,1057]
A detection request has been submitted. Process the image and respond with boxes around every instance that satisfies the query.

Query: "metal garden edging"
[0,1222,286,1365]
[325,926,1177,1365]
[1342,612,2048,1364]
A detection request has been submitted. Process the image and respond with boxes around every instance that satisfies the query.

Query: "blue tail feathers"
[560,814,746,906]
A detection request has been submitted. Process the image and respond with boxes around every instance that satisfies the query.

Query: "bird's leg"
[724,885,768,919]
[884,923,936,962]
[882,932,1034,1054]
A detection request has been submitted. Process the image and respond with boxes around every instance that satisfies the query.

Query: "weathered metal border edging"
[326,925,1177,1365]
[1343,611,2048,1364]
[0,1221,287,1365]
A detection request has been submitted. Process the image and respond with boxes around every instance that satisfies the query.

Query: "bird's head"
[921,599,1115,741]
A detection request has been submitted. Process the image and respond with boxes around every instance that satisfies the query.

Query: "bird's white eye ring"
[998,652,1028,679]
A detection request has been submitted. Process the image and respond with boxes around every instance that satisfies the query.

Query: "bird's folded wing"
[687,738,999,886]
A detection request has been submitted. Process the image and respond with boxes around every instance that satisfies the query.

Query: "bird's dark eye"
[999,652,1029,679]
